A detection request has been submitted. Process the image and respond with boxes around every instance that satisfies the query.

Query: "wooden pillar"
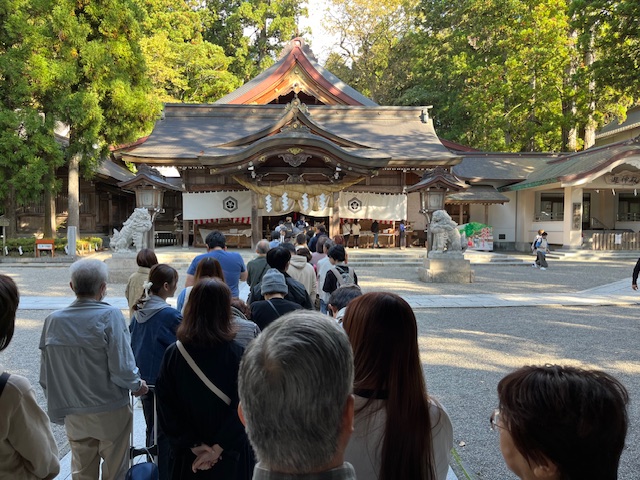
[484,204,489,225]
[330,191,340,238]
[459,204,464,225]
[182,219,190,248]
[250,191,260,250]
[108,193,113,236]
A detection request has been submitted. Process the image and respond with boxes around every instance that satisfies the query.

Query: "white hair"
[70,259,108,297]
[239,311,354,472]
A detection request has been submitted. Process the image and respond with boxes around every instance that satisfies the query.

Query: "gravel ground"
[0,255,638,478]
[417,305,640,479]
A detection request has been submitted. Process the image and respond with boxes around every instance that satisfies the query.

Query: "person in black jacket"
[248,247,313,309]
[632,257,640,290]
[250,269,302,330]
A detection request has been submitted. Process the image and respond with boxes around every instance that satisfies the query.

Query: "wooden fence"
[589,231,640,250]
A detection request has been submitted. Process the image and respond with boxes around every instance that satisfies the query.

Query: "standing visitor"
[308,224,328,253]
[156,278,255,479]
[532,232,550,270]
[185,231,247,297]
[246,239,271,288]
[282,243,317,302]
[125,248,158,319]
[323,245,357,298]
[130,264,182,479]
[316,239,335,314]
[632,256,640,290]
[531,229,544,268]
[398,220,406,249]
[343,292,453,480]
[342,220,352,248]
[177,257,224,313]
[371,220,380,248]
[250,269,302,330]
[238,311,357,480]
[493,365,628,480]
[0,274,59,479]
[40,259,148,480]
[351,220,361,249]
[248,247,313,309]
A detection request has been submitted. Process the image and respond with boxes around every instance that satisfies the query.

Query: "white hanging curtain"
[182,191,251,220]
[338,192,407,220]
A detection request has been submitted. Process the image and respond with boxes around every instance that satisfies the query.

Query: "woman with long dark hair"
[342,292,453,480]
[156,278,254,480]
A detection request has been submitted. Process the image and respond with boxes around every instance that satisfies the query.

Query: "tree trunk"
[68,153,81,237]
[6,186,16,238]
[562,28,579,152]
[583,26,597,149]
[43,165,57,238]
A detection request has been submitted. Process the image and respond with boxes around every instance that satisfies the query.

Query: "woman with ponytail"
[130,263,182,480]
[343,292,453,480]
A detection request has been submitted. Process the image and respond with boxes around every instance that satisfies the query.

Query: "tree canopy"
[323,0,638,152]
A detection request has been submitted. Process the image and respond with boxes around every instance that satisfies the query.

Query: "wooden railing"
[589,231,640,250]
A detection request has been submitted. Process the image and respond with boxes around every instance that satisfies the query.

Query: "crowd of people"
[0,227,633,480]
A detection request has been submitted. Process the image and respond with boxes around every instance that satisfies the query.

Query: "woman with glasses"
[492,365,629,480]
[342,292,453,480]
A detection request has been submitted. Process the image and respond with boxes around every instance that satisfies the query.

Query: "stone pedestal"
[105,253,137,283]
[418,253,474,283]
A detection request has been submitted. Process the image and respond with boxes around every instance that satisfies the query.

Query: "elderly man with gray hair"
[238,311,356,479]
[40,259,148,480]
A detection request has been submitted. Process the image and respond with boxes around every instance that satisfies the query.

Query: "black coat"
[248,272,313,309]
[156,341,254,480]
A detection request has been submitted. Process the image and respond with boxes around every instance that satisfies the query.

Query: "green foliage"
[43,0,160,170]
[0,0,65,207]
[138,0,241,103]
[324,0,417,104]
[2,236,103,255]
[203,0,307,81]
[323,0,637,152]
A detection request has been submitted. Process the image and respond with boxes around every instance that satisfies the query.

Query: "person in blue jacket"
[131,263,182,480]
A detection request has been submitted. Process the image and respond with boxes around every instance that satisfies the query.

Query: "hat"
[541,231,548,236]
[261,268,288,296]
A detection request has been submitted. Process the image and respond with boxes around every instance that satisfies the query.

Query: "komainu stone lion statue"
[430,210,463,253]
[110,208,152,253]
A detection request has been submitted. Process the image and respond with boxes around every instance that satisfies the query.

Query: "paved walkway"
[18,278,639,311]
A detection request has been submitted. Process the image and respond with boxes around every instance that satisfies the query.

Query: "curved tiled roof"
[215,38,377,107]
[501,137,640,191]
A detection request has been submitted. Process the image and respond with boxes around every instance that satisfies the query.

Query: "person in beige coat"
[0,274,59,480]
[282,243,317,302]
[125,248,158,318]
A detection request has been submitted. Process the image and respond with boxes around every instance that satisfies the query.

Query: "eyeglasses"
[490,408,503,431]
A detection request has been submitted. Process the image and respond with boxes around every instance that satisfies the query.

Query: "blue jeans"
[373,232,379,246]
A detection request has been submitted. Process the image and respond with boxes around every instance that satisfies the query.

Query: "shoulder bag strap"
[175,340,231,406]
[0,372,10,397]
[266,300,280,316]
[331,266,343,287]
